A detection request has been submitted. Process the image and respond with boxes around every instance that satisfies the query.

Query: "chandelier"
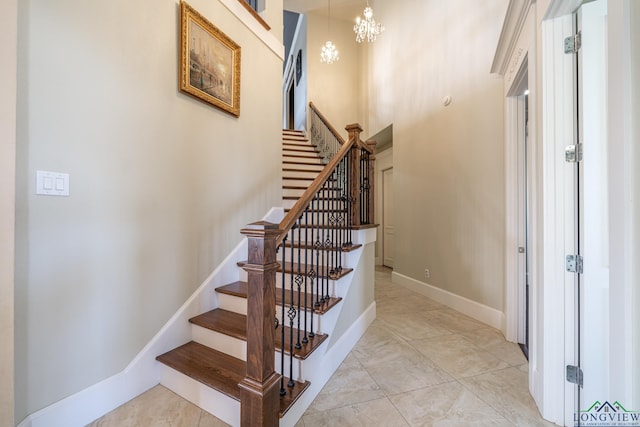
[354,2,384,43]
[320,41,339,64]
[320,0,339,63]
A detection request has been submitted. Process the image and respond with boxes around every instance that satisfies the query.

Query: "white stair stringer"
[279,226,377,426]
[159,363,241,427]
[158,226,376,427]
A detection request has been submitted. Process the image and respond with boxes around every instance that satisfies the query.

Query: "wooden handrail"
[236,0,271,30]
[309,102,347,146]
[277,134,356,245]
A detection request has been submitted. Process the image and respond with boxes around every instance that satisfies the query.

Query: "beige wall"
[15,0,282,421]
[367,0,508,310]
[1,1,17,425]
[306,12,363,138]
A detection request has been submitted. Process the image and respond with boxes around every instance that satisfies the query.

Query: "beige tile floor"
[88,267,555,427]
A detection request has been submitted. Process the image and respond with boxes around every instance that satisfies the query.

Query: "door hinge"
[565,143,583,163]
[566,254,584,274]
[564,32,582,54]
[567,365,584,387]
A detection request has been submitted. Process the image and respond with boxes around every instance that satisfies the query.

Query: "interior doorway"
[382,167,394,268]
[509,61,530,359]
[286,79,295,130]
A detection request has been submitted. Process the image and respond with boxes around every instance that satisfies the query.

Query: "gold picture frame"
[180,1,241,117]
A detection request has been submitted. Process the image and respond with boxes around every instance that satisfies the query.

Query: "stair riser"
[283,156,323,164]
[276,250,348,267]
[282,132,307,138]
[283,163,324,172]
[282,189,305,198]
[282,179,314,187]
[282,152,320,159]
[282,170,320,179]
[283,188,341,198]
[192,325,246,361]
[159,365,240,427]
[191,324,304,379]
[282,210,350,224]
[216,293,324,326]
[282,141,314,148]
[239,271,342,296]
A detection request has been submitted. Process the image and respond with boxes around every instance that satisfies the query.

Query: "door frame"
[381,166,393,268]
[374,147,393,266]
[507,62,529,351]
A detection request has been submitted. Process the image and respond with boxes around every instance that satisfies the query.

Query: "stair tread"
[282,145,316,152]
[156,341,244,400]
[238,261,353,280]
[217,281,342,314]
[190,309,329,360]
[156,341,309,417]
[282,140,313,146]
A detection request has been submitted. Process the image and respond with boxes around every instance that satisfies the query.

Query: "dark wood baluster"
[329,168,340,277]
[287,227,295,387]
[338,162,344,273]
[308,197,316,337]
[321,184,328,303]
[302,208,309,344]
[295,216,302,350]
[314,195,321,310]
[279,235,287,396]
[346,149,353,244]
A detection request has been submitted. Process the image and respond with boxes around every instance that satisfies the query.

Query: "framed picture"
[180,1,241,117]
[295,50,302,86]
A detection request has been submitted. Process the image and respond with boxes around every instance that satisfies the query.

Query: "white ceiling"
[283,0,366,21]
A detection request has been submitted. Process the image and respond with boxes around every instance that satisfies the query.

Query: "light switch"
[36,171,69,196]
[43,176,54,190]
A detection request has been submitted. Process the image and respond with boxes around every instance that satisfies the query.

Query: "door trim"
[374,148,393,266]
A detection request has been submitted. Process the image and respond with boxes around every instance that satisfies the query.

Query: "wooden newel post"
[346,124,363,227]
[239,221,281,427]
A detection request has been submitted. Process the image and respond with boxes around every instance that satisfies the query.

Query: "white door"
[382,168,394,268]
[572,0,613,421]
[514,70,530,357]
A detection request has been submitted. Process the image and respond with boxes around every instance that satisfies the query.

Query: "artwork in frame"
[180,1,241,117]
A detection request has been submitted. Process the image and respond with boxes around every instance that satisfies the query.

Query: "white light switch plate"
[36,170,69,196]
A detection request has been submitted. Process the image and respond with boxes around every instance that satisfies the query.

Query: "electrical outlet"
[424,269,430,279]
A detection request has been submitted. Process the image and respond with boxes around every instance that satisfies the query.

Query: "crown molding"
[491,0,534,76]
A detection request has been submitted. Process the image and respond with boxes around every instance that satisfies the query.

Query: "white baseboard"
[18,208,284,427]
[392,272,504,330]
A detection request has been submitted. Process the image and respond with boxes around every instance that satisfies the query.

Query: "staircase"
[282,129,324,205]
[156,113,376,426]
